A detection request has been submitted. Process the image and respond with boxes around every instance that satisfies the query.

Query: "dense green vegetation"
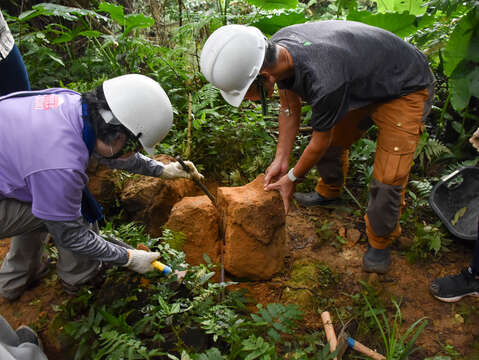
[3,0,479,358]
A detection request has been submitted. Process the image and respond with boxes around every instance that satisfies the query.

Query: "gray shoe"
[362,246,391,274]
[16,325,43,349]
[293,191,339,207]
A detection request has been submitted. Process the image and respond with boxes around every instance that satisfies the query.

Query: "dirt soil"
[0,202,478,359]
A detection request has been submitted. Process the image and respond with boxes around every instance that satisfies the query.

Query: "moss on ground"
[282,258,338,312]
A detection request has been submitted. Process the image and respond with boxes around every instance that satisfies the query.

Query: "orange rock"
[346,228,361,246]
[217,174,286,280]
[166,195,220,266]
[120,155,197,236]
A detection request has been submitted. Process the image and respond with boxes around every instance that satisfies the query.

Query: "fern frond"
[95,329,150,360]
[443,159,479,177]
[422,138,451,163]
[409,180,433,199]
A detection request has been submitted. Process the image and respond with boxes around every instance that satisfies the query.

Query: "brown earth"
[0,195,478,358]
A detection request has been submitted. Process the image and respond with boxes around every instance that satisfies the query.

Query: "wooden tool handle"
[321,312,338,359]
[349,338,385,360]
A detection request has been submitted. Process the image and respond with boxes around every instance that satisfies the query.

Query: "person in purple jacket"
[0,74,203,300]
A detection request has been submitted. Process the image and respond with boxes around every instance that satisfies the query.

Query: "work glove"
[469,127,479,152]
[124,249,161,274]
[161,161,204,181]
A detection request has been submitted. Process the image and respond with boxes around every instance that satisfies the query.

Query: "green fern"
[409,179,433,205]
[414,132,451,170]
[442,159,478,178]
[94,329,161,360]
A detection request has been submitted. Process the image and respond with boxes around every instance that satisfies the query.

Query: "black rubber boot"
[293,191,339,207]
[362,246,391,274]
[430,268,479,302]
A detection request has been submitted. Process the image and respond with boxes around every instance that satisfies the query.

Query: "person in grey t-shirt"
[200,21,434,274]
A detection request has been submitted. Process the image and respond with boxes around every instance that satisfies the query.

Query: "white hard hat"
[200,24,266,107]
[102,74,173,156]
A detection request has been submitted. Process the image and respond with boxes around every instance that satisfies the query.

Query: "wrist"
[123,250,132,267]
[287,168,304,183]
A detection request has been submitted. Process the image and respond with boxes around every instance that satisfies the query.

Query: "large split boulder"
[165,195,221,266]
[217,174,286,280]
[119,155,197,237]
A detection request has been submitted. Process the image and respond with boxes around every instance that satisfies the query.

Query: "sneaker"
[430,268,479,302]
[1,262,50,301]
[362,246,391,274]
[293,191,339,207]
[16,325,43,349]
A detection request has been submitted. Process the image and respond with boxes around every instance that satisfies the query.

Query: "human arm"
[27,169,161,273]
[45,219,162,273]
[265,130,332,214]
[265,89,302,186]
[95,152,203,181]
[44,219,129,264]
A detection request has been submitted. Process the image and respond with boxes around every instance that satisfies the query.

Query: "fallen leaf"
[451,207,467,226]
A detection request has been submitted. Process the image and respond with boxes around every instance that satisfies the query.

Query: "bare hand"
[264,160,288,187]
[469,127,479,152]
[264,174,295,214]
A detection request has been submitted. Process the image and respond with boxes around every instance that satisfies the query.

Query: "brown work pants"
[315,88,433,249]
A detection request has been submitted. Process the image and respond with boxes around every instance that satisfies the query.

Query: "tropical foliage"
[3,0,479,357]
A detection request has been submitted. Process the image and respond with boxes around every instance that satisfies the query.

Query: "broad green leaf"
[78,30,101,38]
[337,0,358,12]
[252,10,308,36]
[180,350,193,360]
[468,35,479,62]
[19,3,108,22]
[347,11,417,38]
[468,68,479,99]
[123,13,155,36]
[416,13,437,30]
[429,234,441,253]
[98,2,125,25]
[47,53,65,66]
[376,0,428,16]
[449,76,470,111]
[245,0,298,10]
[18,9,37,20]
[443,9,477,76]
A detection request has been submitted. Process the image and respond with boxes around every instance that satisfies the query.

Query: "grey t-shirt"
[272,20,434,132]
